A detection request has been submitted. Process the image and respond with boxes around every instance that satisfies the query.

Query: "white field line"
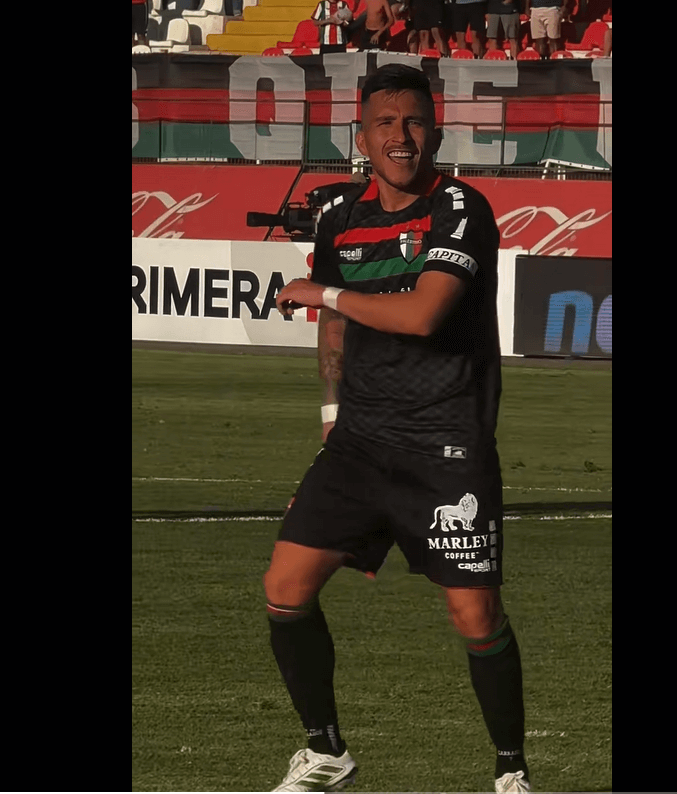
[133,513,611,524]
[133,476,611,494]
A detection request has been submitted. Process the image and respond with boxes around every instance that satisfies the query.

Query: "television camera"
[246,174,370,242]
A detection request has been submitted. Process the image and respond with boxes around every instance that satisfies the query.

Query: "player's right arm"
[318,307,346,441]
[310,201,348,442]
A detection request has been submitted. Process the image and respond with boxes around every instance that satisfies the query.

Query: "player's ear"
[355,128,368,157]
[432,126,442,155]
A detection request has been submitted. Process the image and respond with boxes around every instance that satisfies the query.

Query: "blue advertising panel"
[513,256,611,359]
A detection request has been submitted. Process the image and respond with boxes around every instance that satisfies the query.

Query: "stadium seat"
[262,46,285,54]
[419,48,441,59]
[584,47,603,58]
[551,49,573,58]
[149,17,190,51]
[290,45,313,54]
[183,0,226,43]
[132,44,152,53]
[484,48,507,60]
[277,19,319,48]
[452,48,474,59]
[565,20,608,51]
[516,47,540,60]
[183,0,224,15]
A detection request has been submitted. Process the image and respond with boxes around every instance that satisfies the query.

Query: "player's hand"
[276,279,326,316]
[322,421,335,442]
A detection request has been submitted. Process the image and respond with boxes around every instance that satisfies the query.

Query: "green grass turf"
[132,350,611,792]
[132,350,611,515]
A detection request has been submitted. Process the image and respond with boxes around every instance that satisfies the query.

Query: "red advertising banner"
[132,165,611,257]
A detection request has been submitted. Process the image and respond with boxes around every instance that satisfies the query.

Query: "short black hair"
[361,64,435,116]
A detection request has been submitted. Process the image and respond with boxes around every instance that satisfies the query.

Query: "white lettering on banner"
[591,59,612,167]
[436,60,519,165]
[132,191,218,239]
[496,206,612,257]
[132,68,139,150]
[132,265,289,320]
[228,58,306,160]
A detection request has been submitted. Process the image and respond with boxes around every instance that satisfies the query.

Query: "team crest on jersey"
[399,230,424,263]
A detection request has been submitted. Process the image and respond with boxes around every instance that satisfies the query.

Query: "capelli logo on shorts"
[458,560,493,573]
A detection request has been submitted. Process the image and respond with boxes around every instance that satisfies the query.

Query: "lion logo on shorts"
[429,493,479,532]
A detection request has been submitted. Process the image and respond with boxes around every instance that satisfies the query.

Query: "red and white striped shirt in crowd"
[311,0,351,46]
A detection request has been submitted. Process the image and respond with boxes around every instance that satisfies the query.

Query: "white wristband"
[321,403,338,424]
[322,287,344,311]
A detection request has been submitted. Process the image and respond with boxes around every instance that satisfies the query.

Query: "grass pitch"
[132,350,611,793]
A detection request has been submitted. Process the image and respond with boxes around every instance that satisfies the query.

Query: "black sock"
[268,599,346,757]
[495,750,529,780]
[466,617,528,780]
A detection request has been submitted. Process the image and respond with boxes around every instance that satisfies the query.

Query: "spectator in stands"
[525,0,570,58]
[312,0,352,53]
[132,0,149,47]
[486,0,520,59]
[441,0,455,44]
[602,25,611,55]
[453,0,487,58]
[406,0,449,55]
[359,0,396,50]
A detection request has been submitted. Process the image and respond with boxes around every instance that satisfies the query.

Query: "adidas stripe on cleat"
[272,748,357,792]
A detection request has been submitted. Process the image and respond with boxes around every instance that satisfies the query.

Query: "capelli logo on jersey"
[339,247,362,262]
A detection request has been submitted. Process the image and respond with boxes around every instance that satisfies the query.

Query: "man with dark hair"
[268,63,530,794]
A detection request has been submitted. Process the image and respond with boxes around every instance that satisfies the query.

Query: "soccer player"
[267,63,530,794]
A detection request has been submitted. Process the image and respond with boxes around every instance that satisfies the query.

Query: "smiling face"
[355,88,441,211]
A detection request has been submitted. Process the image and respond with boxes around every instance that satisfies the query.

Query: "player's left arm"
[276,189,494,337]
[276,271,464,337]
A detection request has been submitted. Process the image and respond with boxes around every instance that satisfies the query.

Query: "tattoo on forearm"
[318,308,346,405]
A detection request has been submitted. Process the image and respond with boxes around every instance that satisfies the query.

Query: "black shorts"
[453,1,487,33]
[132,3,148,35]
[410,0,445,30]
[279,428,504,588]
[360,27,385,48]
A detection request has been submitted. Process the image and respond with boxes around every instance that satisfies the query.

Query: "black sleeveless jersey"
[310,172,502,470]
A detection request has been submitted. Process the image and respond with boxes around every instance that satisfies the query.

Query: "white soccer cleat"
[495,770,531,793]
[272,747,357,791]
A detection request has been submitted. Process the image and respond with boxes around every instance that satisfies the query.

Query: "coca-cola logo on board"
[132,191,218,239]
[496,206,611,257]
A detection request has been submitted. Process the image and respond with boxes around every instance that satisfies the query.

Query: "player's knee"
[446,598,503,639]
[263,566,311,607]
[449,610,500,639]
